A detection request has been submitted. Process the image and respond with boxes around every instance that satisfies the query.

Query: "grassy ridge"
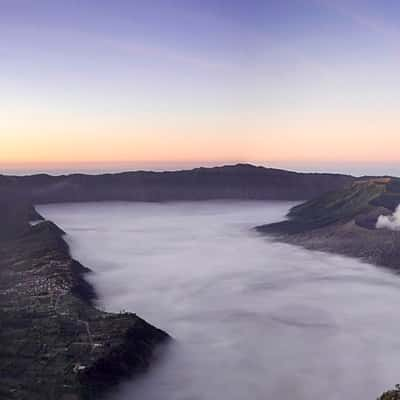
[258,178,400,236]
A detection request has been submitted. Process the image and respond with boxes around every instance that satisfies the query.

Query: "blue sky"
[1,0,400,174]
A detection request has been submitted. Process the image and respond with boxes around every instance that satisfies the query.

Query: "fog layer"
[39,201,400,400]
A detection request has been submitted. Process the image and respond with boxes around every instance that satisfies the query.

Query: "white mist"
[39,201,400,400]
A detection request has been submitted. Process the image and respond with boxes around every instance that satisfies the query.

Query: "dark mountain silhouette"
[0,164,354,204]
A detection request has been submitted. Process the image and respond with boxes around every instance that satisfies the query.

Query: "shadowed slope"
[0,199,169,400]
[257,177,400,270]
[0,164,354,203]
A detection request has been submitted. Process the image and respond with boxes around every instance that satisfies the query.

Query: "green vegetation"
[258,179,395,235]
[289,180,386,226]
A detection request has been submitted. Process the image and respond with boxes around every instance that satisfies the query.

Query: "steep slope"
[258,177,400,270]
[0,200,169,400]
[379,387,400,400]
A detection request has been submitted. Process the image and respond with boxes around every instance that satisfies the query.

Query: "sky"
[1,0,400,175]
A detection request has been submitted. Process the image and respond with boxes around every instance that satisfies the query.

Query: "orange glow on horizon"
[2,110,400,166]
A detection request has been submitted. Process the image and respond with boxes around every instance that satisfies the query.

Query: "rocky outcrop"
[378,386,400,400]
[0,164,354,203]
[0,201,169,400]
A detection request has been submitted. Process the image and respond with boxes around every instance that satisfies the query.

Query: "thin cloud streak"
[102,38,242,73]
[312,0,400,56]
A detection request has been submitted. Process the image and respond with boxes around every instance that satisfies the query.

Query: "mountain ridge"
[0,199,170,400]
[257,176,400,270]
[0,164,355,204]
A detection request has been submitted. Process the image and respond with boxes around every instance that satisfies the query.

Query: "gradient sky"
[1,0,400,174]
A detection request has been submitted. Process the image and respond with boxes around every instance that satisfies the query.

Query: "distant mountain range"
[0,163,354,204]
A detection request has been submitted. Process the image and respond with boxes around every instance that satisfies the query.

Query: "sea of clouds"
[39,201,400,400]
